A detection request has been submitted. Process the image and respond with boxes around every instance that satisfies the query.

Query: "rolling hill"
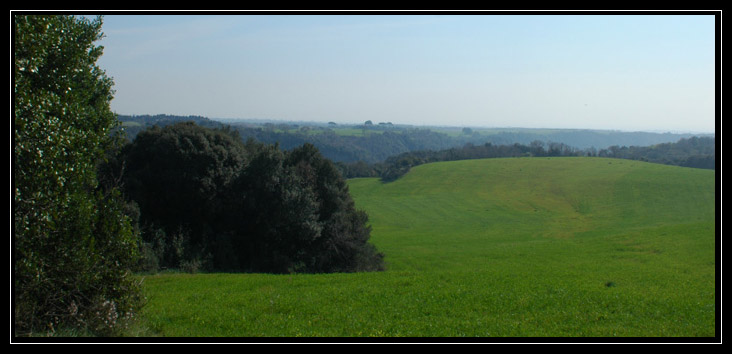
[138,157,716,338]
[349,157,715,271]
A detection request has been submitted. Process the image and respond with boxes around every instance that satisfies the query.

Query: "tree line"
[117,115,715,184]
[337,140,584,181]
[596,136,715,169]
[119,115,461,164]
[336,137,716,182]
[227,123,714,166]
[118,114,711,166]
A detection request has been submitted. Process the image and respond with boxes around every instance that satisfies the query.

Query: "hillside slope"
[348,157,716,337]
[136,157,716,337]
[349,157,715,272]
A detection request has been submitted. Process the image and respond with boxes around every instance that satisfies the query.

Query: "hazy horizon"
[96,12,717,134]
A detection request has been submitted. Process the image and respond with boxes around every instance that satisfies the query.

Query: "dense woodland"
[118,114,716,182]
[340,136,716,181]
[596,136,716,169]
[117,114,713,164]
[106,122,384,274]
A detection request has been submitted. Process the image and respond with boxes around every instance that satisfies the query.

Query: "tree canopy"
[118,122,384,274]
[13,15,142,336]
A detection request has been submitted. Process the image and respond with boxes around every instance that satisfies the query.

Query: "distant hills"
[115,114,715,170]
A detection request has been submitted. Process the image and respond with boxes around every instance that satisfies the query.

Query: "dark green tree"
[120,122,248,270]
[13,15,142,336]
[120,123,385,274]
[286,144,385,272]
[227,143,323,273]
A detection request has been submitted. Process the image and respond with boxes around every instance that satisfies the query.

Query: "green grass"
[310,127,385,137]
[133,157,716,338]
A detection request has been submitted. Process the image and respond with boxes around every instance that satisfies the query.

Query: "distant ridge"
[115,114,714,168]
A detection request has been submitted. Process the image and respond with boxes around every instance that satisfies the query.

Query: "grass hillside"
[136,157,716,338]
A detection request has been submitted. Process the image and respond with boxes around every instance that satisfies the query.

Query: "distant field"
[136,157,716,338]
[327,128,384,137]
[429,126,567,137]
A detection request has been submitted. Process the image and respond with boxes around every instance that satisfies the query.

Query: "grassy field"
[134,157,716,338]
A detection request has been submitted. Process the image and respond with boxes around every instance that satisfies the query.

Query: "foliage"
[118,123,384,274]
[115,114,224,140]
[226,142,324,273]
[13,15,142,336]
[375,141,583,182]
[118,122,247,270]
[116,115,713,176]
[341,135,715,182]
[285,144,384,272]
[598,136,715,169]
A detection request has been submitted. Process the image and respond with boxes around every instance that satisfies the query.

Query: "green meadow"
[135,157,716,338]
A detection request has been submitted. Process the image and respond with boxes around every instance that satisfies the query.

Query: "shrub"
[13,15,143,336]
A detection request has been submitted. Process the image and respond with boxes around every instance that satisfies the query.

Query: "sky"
[95,12,717,133]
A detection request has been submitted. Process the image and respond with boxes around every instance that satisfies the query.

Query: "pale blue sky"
[96,13,716,133]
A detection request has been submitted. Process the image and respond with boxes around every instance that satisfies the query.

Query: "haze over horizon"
[96,12,717,134]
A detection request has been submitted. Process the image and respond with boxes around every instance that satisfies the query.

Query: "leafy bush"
[13,15,143,336]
